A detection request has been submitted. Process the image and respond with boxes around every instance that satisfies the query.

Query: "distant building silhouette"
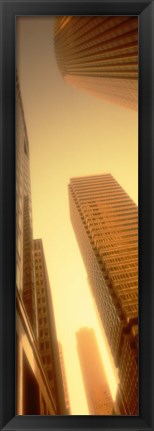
[16,74,66,415]
[69,174,138,415]
[76,328,113,415]
[54,16,138,110]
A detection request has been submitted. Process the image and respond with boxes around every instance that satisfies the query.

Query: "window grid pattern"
[34,239,56,403]
[54,16,138,110]
[69,174,138,415]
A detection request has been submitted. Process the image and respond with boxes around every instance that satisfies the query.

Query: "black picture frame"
[0,0,154,430]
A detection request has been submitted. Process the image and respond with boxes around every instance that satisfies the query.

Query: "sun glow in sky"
[16,16,138,414]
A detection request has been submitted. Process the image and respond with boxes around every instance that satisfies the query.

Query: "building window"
[40,342,44,351]
[48,370,53,380]
[47,355,51,364]
[39,329,43,337]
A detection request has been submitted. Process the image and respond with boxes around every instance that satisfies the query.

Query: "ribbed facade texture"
[16,74,66,415]
[54,16,138,110]
[69,174,138,415]
[76,328,113,415]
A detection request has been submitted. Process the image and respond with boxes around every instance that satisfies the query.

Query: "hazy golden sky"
[16,16,138,415]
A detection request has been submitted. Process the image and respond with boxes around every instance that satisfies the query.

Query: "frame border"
[0,1,154,430]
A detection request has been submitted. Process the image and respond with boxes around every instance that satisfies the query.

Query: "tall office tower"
[16,75,37,336]
[54,16,138,110]
[33,239,67,415]
[16,74,66,415]
[69,174,138,415]
[76,327,113,415]
[33,239,55,394]
[58,342,71,415]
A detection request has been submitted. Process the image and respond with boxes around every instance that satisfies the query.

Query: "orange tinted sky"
[16,16,138,414]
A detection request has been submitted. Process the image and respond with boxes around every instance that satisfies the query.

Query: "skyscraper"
[68,174,138,415]
[34,239,67,414]
[16,74,66,415]
[76,327,113,415]
[16,74,37,336]
[58,342,71,415]
[54,16,138,110]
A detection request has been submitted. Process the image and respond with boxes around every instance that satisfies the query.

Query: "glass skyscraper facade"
[69,174,138,415]
[54,16,138,110]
